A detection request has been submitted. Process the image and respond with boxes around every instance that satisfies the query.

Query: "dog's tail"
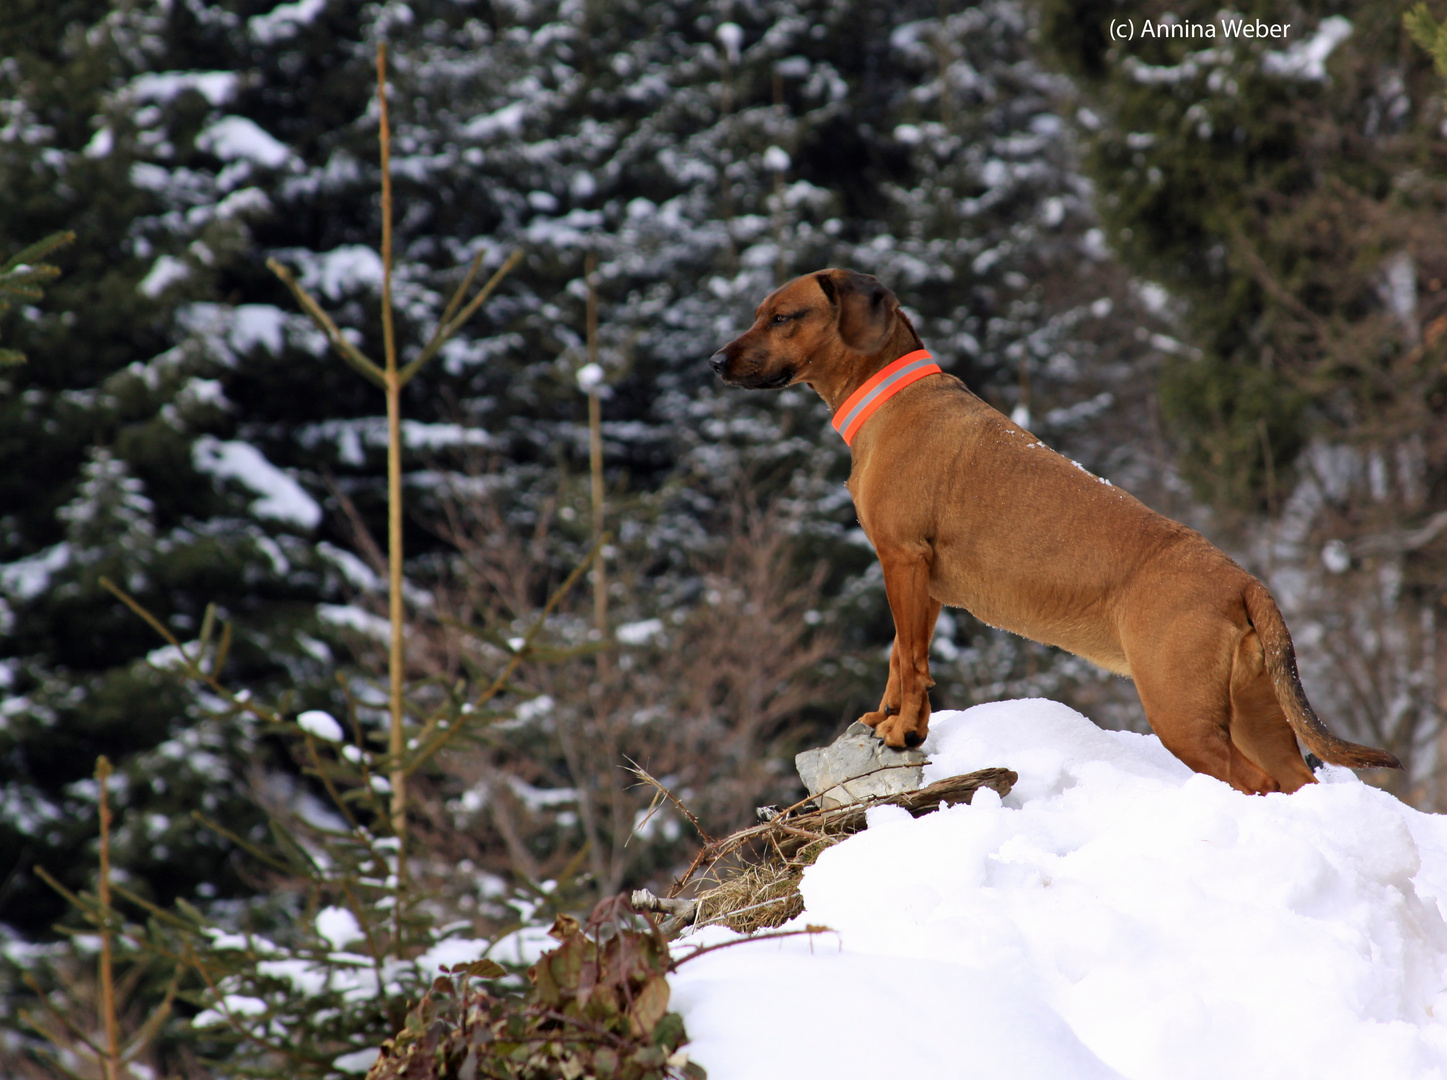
[1243,582,1402,771]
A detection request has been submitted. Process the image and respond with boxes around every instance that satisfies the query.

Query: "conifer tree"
[1,0,1180,952]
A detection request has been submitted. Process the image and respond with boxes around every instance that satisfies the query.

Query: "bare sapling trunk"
[377,43,409,862]
[96,757,120,1080]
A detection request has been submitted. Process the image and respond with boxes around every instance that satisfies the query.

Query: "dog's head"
[709,268,900,389]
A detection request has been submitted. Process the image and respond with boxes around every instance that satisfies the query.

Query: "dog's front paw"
[864,709,926,749]
[860,707,909,745]
[858,706,893,731]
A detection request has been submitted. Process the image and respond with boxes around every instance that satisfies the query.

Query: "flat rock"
[795,722,927,809]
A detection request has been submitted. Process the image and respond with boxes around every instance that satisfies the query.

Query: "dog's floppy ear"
[817,269,896,353]
[814,271,837,307]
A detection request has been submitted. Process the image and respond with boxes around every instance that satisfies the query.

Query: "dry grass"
[689,842,828,934]
[637,767,1019,936]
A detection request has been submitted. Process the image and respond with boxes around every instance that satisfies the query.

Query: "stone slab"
[795,721,927,809]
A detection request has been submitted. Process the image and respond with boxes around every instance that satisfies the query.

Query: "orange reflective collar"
[831,349,941,446]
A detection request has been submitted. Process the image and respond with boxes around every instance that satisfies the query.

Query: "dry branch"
[637,767,1017,935]
[674,766,1016,891]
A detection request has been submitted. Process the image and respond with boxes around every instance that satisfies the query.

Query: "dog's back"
[849,374,1232,676]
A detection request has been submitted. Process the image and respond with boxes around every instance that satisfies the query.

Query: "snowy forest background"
[0,0,1445,1073]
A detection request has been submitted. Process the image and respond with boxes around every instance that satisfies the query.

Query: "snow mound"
[670,700,1447,1079]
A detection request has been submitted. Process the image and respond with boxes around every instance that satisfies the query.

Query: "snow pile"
[670,700,1447,1079]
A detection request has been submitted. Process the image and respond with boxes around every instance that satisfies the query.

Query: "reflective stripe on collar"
[830,349,941,446]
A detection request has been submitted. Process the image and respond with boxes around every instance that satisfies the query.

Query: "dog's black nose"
[708,351,728,375]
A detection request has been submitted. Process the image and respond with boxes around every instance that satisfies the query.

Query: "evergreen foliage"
[1039,0,1447,511]
[14,625,616,1079]
[1,0,1160,951]
[7,48,621,1077]
[0,231,73,369]
[1406,3,1447,81]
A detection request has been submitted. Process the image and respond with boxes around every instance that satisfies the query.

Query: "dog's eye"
[771,313,790,325]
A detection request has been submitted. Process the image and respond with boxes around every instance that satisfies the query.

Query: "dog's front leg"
[860,547,938,748]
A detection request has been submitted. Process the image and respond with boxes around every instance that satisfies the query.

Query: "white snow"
[317,604,392,643]
[249,0,328,44]
[1323,539,1353,574]
[197,116,294,169]
[146,641,199,672]
[1381,252,1419,342]
[1263,17,1353,83]
[1135,280,1170,314]
[297,710,345,743]
[506,776,578,811]
[128,71,238,107]
[316,905,365,949]
[415,935,493,972]
[297,245,385,301]
[215,186,273,219]
[192,994,268,1027]
[716,22,743,64]
[0,542,72,601]
[464,102,528,142]
[317,542,382,592]
[762,146,791,173]
[192,436,322,529]
[178,302,287,363]
[334,1048,380,1074]
[138,255,190,298]
[83,127,113,159]
[670,699,1447,1080]
[399,421,489,450]
[576,362,605,393]
[616,618,664,646]
[231,304,288,354]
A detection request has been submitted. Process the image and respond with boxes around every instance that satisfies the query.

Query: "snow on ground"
[669,699,1447,1080]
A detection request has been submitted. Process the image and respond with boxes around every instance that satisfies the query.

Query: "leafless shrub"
[404,471,838,910]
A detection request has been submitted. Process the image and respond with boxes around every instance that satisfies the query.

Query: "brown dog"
[709,268,1401,794]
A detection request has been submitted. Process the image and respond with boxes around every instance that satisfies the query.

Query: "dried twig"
[667,925,837,970]
[667,767,1017,898]
[625,758,713,845]
[632,766,1018,937]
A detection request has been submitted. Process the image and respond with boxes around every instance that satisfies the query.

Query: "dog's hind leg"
[1130,629,1280,794]
[862,548,938,749]
[1228,629,1317,793]
[1138,690,1278,794]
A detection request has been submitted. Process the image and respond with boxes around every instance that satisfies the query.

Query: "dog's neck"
[805,319,926,416]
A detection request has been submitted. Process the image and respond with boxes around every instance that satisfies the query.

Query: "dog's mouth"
[727,365,794,390]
